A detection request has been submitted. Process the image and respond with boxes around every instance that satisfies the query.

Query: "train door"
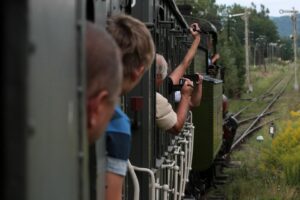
[3,0,89,200]
[26,1,88,200]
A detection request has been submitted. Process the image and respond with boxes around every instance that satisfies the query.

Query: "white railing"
[127,111,195,200]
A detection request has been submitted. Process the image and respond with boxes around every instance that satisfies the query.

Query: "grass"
[228,64,288,114]
[213,63,300,199]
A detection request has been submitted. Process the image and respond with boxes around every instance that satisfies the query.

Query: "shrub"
[263,111,300,186]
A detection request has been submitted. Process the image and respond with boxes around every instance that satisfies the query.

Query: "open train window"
[86,0,95,22]
[158,5,165,21]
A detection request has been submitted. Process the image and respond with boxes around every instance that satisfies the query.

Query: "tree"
[280,37,293,61]
[176,0,281,97]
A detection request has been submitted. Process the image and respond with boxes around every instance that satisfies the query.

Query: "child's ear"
[131,65,145,81]
[87,90,109,129]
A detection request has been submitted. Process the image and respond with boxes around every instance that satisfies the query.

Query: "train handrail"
[131,0,136,7]
[127,160,140,200]
[128,161,156,200]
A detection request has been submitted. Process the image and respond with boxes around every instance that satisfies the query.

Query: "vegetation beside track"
[228,63,289,113]
[210,64,300,199]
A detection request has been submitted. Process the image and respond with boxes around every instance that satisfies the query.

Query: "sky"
[215,0,300,17]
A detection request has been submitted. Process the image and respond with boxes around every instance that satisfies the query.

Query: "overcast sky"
[215,0,300,17]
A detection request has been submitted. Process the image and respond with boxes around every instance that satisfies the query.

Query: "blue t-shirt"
[105,105,131,176]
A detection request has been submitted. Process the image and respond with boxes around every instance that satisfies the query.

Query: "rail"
[231,76,291,150]
[233,77,284,118]
[127,111,195,200]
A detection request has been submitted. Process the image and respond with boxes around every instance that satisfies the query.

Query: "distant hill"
[271,14,300,37]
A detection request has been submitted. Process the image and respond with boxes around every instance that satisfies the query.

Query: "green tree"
[176,0,281,97]
[215,3,280,96]
[280,37,293,61]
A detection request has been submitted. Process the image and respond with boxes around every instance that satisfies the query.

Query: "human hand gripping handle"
[189,23,201,39]
[181,78,194,97]
[195,73,203,85]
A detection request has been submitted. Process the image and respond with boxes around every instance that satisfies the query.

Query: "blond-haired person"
[104,14,155,200]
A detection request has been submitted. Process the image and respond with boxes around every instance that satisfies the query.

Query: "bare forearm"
[168,96,190,134]
[105,172,124,200]
[211,53,220,64]
[182,37,201,68]
[211,57,218,64]
[169,37,200,84]
[190,84,202,107]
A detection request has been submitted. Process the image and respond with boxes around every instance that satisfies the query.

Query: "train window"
[86,0,95,22]
[158,6,165,21]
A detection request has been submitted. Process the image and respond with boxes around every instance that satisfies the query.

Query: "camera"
[170,78,185,92]
[179,78,186,86]
[183,74,199,83]
[168,75,196,93]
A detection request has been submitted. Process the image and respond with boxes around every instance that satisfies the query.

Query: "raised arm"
[211,53,220,65]
[169,23,201,84]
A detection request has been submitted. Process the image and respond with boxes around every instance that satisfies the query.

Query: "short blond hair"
[107,14,155,79]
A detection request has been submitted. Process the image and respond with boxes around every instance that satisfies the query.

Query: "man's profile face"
[88,86,121,144]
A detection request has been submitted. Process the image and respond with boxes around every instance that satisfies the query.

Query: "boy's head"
[107,14,155,93]
[86,22,122,144]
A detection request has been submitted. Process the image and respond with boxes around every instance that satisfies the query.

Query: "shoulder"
[114,106,129,119]
[156,92,168,104]
[106,106,130,135]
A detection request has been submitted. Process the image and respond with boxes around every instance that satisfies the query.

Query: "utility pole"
[254,43,257,68]
[279,7,298,91]
[230,9,252,92]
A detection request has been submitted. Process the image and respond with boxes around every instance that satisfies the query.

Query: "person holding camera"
[155,23,203,135]
[174,73,203,107]
[156,71,194,134]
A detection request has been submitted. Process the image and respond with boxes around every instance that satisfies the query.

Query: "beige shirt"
[156,92,177,130]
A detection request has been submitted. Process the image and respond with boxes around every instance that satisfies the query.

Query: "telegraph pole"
[254,43,257,68]
[230,9,252,92]
[245,10,252,92]
[279,7,298,91]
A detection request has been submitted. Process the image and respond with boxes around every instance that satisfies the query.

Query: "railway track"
[206,74,292,200]
[233,77,284,119]
[231,74,291,150]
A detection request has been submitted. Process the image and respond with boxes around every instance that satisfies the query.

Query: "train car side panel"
[192,79,223,171]
[26,0,87,199]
